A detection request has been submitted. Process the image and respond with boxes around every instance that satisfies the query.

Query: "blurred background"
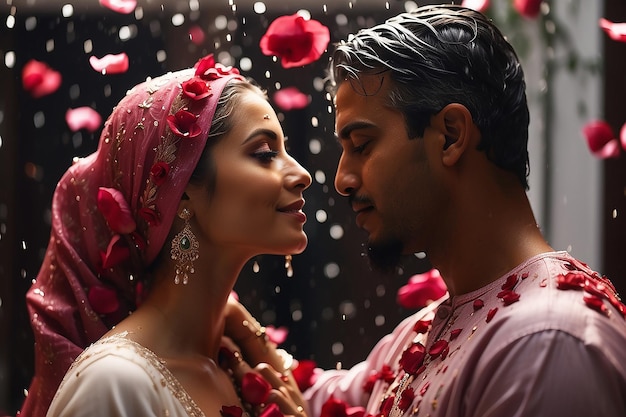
[1,0,624,414]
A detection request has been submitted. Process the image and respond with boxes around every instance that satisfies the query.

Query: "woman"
[21,54,311,417]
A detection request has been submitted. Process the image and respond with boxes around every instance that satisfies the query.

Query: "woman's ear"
[432,103,476,167]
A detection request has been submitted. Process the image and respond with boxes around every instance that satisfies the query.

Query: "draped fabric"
[21,57,241,417]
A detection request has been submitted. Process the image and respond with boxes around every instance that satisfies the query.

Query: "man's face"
[334,75,446,272]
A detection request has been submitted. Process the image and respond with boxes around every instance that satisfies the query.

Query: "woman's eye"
[252,150,279,163]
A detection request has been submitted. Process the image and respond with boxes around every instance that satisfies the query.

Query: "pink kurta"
[305,252,626,416]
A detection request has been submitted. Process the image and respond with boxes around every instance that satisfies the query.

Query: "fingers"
[218,345,307,417]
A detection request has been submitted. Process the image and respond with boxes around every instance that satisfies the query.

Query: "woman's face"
[188,89,311,257]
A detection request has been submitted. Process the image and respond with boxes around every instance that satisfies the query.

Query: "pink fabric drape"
[20,57,241,417]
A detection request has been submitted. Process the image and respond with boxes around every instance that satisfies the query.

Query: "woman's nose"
[285,156,312,191]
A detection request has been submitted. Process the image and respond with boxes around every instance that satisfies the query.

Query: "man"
[302,5,626,417]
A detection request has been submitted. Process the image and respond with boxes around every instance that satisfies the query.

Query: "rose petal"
[600,18,626,43]
[189,25,206,45]
[259,403,284,417]
[582,120,615,152]
[428,339,449,358]
[292,359,318,391]
[65,107,103,132]
[412,319,432,334]
[100,234,130,270]
[397,268,447,309]
[89,53,129,75]
[265,325,288,344]
[241,372,271,405]
[97,187,136,234]
[473,298,485,310]
[461,0,490,13]
[88,285,120,314]
[620,123,626,151]
[584,294,609,316]
[593,139,621,159]
[273,87,309,111]
[513,0,542,19]
[22,59,62,98]
[486,307,498,323]
[260,14,330,68]
[99,0,136,14]
[221,406,244,417]
[399,342,426,374]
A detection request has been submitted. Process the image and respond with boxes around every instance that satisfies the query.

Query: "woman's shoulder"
[47,332,191,417]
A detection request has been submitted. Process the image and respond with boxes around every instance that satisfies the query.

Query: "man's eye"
[353,141,370,154]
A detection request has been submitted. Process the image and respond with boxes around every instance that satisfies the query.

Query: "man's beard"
[365,237,404,274]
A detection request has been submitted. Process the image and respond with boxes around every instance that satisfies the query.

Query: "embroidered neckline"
[95,331,206,417]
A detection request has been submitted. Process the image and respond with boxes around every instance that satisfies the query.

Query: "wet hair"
[329,5,530,188]
[188,80,268,195]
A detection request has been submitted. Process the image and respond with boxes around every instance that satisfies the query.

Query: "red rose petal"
[99,0,136,14]
[241,372,271,405]
[100,234,130,269]
[473,298,485,310]
[419,381,430,396]
[66,107,103,132]
[22,59,62,98]
[88,285,120,314]
[89,53,130,74]
[584,294,609,316]
[428,339,449,358]
[449,328,462,340]
[412,319,432,334]
[273,87,309,111]
[397,269,447,309]
[259,403,284,417]
[189,25,206,45]
[461,0,490,13]
[399,342,426,374]
[486,307,498,323]
[501,274,518,290]
[582,120,615,153]
[398,387,415,411]
[97,187,136,234]
[221,405,244,417]
[600,18,626,43]
[513,0,542,19]
[265,325,288,344]
[260,14,330,68]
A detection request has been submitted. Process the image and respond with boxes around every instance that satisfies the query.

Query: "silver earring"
[171,208,199,285]
[284,254,293,277]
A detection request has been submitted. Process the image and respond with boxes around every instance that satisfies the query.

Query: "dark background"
[1,0,624,414]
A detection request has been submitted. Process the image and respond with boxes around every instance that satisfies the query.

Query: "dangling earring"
[170,208,199,285]
[284,254,293,277]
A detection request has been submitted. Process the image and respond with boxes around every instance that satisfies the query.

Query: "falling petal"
[65,107,102,132]
[188,25,205,45]
[599,18,626,43]
[99,0,137,14]
[89,53,130,74]
[260,14,330,68]
[593,139,621,159]
[620,123,626,151]
[265,325,289,344]
[582,120,615,153]
[462,0,490,13]
[22,59,62,98]
[513,0,542,19]
[273,87,309,111]
[397,268,447,309]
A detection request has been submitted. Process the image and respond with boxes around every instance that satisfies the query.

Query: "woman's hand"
[220,337,308,417]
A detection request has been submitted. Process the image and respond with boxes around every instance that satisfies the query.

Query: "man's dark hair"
[329,5,530,188]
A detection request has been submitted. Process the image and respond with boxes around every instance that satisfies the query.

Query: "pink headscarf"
[20,55,242,417]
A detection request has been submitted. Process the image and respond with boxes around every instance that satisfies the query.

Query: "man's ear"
[432,103,475,167]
